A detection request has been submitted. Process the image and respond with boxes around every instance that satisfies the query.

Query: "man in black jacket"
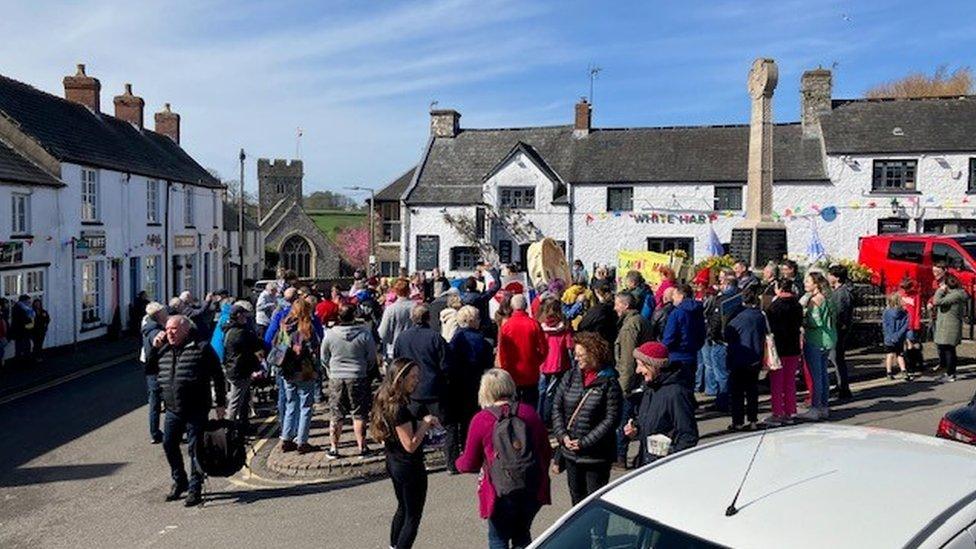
[827,265,854,400]
[577,284,618,346]
[393,305,448,419]
[141,302,168,444]
[222,302,263,432]
[149,315,226,507]
[624,341,698,466]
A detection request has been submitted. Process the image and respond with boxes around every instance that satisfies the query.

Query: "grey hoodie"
[321,323,378,379]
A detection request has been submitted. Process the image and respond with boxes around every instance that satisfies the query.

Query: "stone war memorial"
[730,57,789,267]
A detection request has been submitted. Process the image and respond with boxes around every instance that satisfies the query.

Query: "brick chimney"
[114,83,145,129]
[430,109,460,138]
[63,64,101,113]
[574,97,591,137]
[154,103,180,144]
[801,68,832,139]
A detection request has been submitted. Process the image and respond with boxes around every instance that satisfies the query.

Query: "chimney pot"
[154,102,181,144]
[63,63,101,113]
[574,97,591,137]
[430,109,461,138]
[801,68,832,139]
[114,83,145,129]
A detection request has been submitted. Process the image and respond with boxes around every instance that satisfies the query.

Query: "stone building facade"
[257,158,341,279]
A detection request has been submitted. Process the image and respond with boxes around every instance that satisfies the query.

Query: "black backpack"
[488,403,538,497]
[196,419,247,477]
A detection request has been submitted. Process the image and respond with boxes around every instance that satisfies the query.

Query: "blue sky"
[2,0,975,198]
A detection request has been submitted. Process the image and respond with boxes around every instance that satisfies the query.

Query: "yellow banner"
[617,250,672,286]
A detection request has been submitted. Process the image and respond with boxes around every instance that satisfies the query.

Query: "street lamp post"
[238,148,245,297]
[346,186,376,275]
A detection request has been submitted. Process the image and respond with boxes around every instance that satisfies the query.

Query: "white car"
[531,425,976,548]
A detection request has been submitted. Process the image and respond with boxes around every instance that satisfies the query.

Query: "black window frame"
[872,159,917,193]
[498,187,536,209]
[498,240,512,264]
[714,185,743,210]
[877,217,909,234]
[647,237,694,261]
[379,201,401,243]
[886,240,924,264]
[969,158,976,193]
[475,207,486,239]
[450,246,479,271]
[606,186,634,212]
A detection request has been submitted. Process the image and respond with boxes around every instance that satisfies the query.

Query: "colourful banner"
[617,250,672,286]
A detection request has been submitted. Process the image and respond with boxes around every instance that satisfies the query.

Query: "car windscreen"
[535,500,727,549]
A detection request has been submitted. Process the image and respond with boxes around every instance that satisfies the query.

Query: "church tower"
[257,158,304,220]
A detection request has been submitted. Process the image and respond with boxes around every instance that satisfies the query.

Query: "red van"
[858,234,976,298]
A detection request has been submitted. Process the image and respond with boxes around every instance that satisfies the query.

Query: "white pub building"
[377,67,976,275]
[0,65,223,352]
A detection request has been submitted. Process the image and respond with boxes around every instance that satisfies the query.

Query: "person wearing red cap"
[623,341,699,466]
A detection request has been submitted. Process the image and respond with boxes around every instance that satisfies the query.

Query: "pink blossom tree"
[335,225,370,269]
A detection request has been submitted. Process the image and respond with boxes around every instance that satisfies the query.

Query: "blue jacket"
[263,305,324,350]
[882,307,909,347]
[662,298,706,364]
[724,306,767,369]
[209,302,232,362]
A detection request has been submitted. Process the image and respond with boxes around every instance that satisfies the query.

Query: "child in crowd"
[882,292,912,381]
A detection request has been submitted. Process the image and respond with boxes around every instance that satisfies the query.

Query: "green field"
[306,210,367,239]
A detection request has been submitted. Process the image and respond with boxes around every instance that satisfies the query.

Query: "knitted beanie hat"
[633,341,669,365]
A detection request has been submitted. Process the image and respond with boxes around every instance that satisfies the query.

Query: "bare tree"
[866,65,972,99]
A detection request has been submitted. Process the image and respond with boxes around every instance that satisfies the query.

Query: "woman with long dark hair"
[277,298,321,454]
[370,358,440,549]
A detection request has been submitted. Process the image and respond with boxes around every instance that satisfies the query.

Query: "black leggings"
[729,365,760,425]
[565,460,611,506]
[939,344,958,376]
[387,458,428,549]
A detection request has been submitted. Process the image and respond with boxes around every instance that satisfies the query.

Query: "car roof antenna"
[725,428,769,517]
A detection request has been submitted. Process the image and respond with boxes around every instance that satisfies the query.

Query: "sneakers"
[150,433,163,445]
[887,374,895,381]
[358,446,372,459]
[184,491,203,507]
[903,372,915,382]
[796,408,824,422]
[939,374,957,383]
[165,482,188,502]
[325,448,341,460]
[761,415,785,427]
[279,440,298,453]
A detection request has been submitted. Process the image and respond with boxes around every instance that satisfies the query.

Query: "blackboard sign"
[729,228,753,263]
[415,235,440,271]
[756,228,788,266]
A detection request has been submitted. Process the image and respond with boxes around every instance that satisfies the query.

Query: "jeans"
[702,342,729,408]
[162,410,205,493]
[729,365,759,425]
[769,355,799,417]
[276,375,287,431]
[804,344,831,410]
[146,374,162,440]
[281,379,315,445]
[388,458,428,549]
[487,494,540,549]
[939,344,958,376]
[695,349,706,392]
[537,372,564,425]
[225,377,252,429]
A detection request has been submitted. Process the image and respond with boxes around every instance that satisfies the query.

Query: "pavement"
[2,340,976,549]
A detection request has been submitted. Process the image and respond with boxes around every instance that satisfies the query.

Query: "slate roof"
[0,140,62,187]
[375,166,415,201]
[223,202,259,231]
[0,74,221,188]
[406,123,827,204]
[821,96,976,154]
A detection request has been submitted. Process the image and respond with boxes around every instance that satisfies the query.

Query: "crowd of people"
[0,295,51,368]
[133,256,967,546]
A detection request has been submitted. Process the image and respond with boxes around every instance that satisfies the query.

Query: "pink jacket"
[540,320,574,375]
[654,278,676,309]
[454,403,552,519]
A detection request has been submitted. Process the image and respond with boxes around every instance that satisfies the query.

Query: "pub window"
[81,168,99,221]
[647,237,694,262]
[11,193,30,234]
[499,187,535,209]
[146,180,160,223]
[872,160,917,192]
[498,240,513,264]
[81,260,104,325]
[380,202,401,242]
[144,255,160,300]
[379,261,400,277]
[450,246,479,271]
[714,186,743,210]
[969,158,976,193]
[607,187,634,212]
[475,207,486,239]
[184,187,195,226]
[877,218,909,235]
[1,268,44,301]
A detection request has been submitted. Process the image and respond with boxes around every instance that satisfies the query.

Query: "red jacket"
[315,299,339,326]
[498,310,547,387]
[540,319,574,375]
[454,402,552,519]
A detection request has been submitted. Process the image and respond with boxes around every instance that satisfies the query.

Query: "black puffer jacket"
[222,322,263,381]
[152,339,226,418]
[141,318,165,376]
[551,365,622,465]
[630,366,698,466]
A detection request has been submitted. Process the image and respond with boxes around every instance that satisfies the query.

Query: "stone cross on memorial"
[729,57,789,268]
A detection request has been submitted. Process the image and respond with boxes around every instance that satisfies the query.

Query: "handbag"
[762,311,782,371]
[554,386,596,472]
